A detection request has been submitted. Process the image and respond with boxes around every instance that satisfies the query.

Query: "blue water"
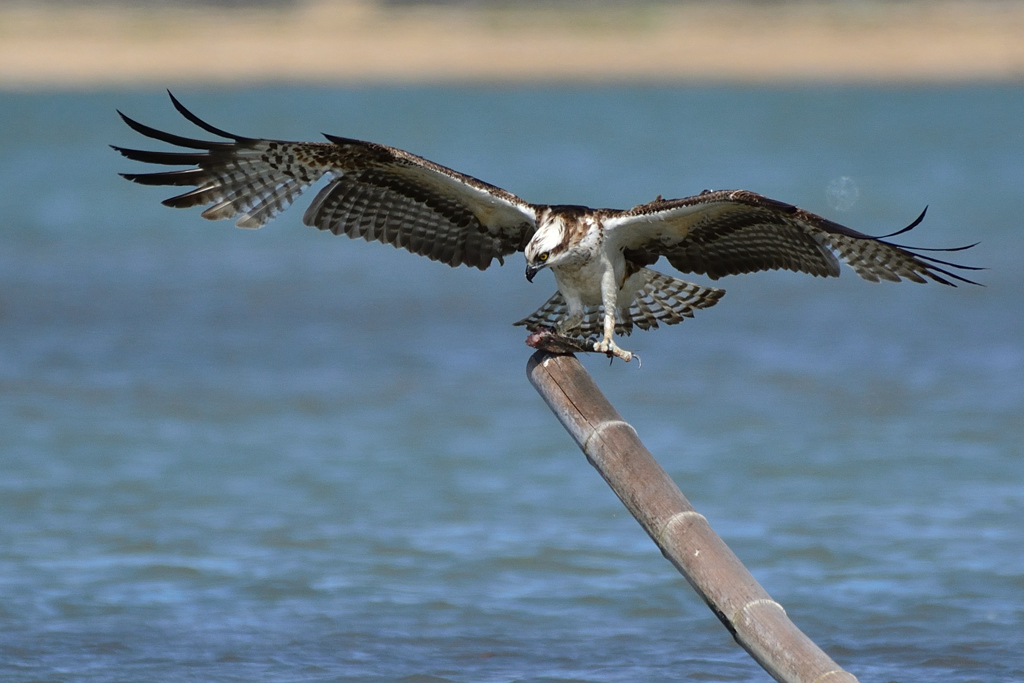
[1,87,1021,682]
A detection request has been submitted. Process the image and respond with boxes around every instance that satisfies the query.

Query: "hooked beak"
[525,264,541,283]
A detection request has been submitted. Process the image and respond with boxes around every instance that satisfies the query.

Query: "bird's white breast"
[552,258,607,306]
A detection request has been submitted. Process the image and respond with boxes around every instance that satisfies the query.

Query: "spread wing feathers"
[604,189,981,286]
[515,269,725,337]
[113,93,538,270]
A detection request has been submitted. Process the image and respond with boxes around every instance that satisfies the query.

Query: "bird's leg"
[591,262,633,362]
[592,310,633,362]
[555,309,584,338]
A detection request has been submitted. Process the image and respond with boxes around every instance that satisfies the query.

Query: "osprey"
[114,94,979,362]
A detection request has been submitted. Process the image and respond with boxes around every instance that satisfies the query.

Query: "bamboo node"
[657,510,707,546]
[583,419,638,452]
[736,597,787,623]
[810,669,861,683]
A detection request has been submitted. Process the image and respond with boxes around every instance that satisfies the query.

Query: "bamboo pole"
[526,350,859,683]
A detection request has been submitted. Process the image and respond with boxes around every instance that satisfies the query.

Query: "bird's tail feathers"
[515,268,725,337]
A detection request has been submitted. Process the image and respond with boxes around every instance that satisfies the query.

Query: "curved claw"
[594,338,634,362]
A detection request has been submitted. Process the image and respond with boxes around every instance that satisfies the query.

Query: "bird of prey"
[114,94,979,362]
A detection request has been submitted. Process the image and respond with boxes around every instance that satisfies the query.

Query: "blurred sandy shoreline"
[3,0,1024,89]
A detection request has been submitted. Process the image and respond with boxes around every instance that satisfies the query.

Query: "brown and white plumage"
[114,94,980,361]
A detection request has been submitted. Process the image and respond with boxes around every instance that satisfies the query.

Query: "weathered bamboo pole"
[527,350,859,683]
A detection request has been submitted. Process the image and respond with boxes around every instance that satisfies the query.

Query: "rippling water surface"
[1,87,1022,682]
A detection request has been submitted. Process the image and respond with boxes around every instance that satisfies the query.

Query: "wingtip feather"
[167,91,252,142]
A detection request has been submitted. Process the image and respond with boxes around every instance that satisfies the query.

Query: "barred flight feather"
[515,269,725,338]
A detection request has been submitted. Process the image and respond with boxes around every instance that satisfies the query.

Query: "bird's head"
[524,209,577,282]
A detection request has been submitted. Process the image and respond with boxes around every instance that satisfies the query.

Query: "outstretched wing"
[603,189,981,286]
[113,93,538,270]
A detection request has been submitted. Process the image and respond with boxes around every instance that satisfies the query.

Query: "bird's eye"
[539,252,549,261]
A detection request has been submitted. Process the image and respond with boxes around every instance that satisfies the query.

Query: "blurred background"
[1,2,1022,682]
[4,0,1024,87]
